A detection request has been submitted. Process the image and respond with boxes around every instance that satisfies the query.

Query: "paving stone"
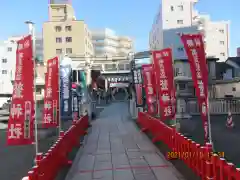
[152,168,181,180]
[95,154,111,162]
[93,169,112,179]
[113,169,135,180]
[134,173,157,180]
[94,162,112,170]
[127,151,144,159]
[65,103,185,180]
[76,155,95,171]
[132,167,152,175]
[144,153,168,166]
[129,159,148,166]
[72,173,92,180]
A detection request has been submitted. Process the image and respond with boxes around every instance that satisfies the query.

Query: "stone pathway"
[66,102,185,180]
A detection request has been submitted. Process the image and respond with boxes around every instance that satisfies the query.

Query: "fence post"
[219,158,227,179]
[236,168,240,179]
[205,157,213,180]
[35,153,43,166]
[226,163,235,179]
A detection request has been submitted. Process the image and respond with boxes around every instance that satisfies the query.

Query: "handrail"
[138,112,240,179]
[21,115,89,180]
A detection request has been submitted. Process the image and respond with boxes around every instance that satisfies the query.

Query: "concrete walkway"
[65,102,185,180]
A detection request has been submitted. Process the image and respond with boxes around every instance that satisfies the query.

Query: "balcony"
[176,89,193,97]
[93,40,119,47]
[174,71,192,81]
[118,48,131,55]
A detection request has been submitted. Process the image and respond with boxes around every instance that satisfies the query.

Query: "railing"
[22,115,89,180]
[138,112,240,179]
[187,99,240,115]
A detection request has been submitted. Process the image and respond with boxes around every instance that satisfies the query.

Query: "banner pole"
[58,55,62,135]
[25,21,38,155]
[207,97,213,149]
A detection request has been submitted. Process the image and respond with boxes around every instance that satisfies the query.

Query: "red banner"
[7,35,34,145]
[142,64,157,115]
[135,84,143,106]
[152,48,176,121]
[42,57,59,127]
[180,33,209,142]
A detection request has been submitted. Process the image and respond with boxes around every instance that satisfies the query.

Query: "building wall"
[43,20,93,63]
[215,82,240,98]
[161,0,196,29]
[163,26,199,59]
[173,59,216,80]
[195,15,229,61]
[44,3,93,64]
[91,28,134,56]
[237,47,240,57]
[0,35,43,97]
[48,4,76,22]
[150,0,230,62]
[149,3,163,50]
[174,60,191,77]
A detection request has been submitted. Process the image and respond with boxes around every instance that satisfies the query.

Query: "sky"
[0,0,239,56]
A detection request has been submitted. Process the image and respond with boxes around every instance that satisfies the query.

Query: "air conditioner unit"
[177,72,184,76]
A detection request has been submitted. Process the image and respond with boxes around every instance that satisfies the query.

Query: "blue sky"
[0,0,239,56]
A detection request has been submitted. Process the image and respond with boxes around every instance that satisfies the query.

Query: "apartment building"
[91,28,134,56]
[237,47,240,57]
[43,3,94,64]
[0,35,43,106]
[149,0,230,62]
[149,4,163,51]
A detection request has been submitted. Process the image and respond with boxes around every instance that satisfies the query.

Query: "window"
[66,37,72,42]
[56,37,62,43]
[177,20,183,24]
[65,26,72,31]
[56,49,62,54]
[179,83,186,90]
[66,48,72,54]
[177,47,184,51]
[175,67,180,74]
[232,87,236,92]
[55,26,62,32]
[2,70,7,74]
[7,47,12,52]
[2,58,7,63]
[220,41,224,45]
[178,5,183,11]
[170,6,174,11]
[220,52,225,56]
[219,29,224,33]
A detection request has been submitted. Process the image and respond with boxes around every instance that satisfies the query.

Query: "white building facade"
[237,47,240,57]
[149,0,230,62]
[0,35,43,107]
[91,28,134,56]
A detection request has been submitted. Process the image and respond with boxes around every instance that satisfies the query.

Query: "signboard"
[109,83,129,88]
[60,64,72,120]
[132,67,144,107]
